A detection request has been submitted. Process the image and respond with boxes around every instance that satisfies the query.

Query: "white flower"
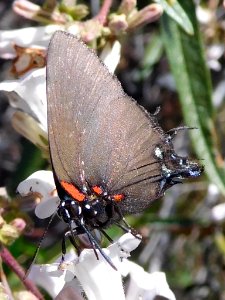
[0,25,62,59]
[196,6,213,24]
[28,250,79,299]
[30,233,141,300]
[125,261,176,300]
[17,170,60,218]
[211,203,225,222]
[0,68,47,129]
[28,231,175,300]
[0,68,48,148]
[207,44,225,71]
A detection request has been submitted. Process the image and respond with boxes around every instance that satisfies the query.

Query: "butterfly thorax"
[57,182,124,229]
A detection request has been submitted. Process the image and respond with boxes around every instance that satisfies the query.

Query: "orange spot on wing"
[113,194,125,202]
[60,181,85,202]
[92,185,103,195]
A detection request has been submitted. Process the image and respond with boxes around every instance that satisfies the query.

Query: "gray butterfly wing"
[47,31,201,215]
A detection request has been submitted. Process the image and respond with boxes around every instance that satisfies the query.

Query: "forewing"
[47,31,124,184]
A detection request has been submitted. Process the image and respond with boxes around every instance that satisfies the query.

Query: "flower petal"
[65,233,141,300]
[0,25,62,59]
[100,40,121,74]
[12,111,48,152]
[28,264,68,298]
[28,250,79,298]
[211,203,225,222]
[72,249,125,300]
[117,232,141,254]
[0,68,47,130]
[17,170,60,218]
[17,170,55,199]
[35,196,59,219]
[126,261,176,300]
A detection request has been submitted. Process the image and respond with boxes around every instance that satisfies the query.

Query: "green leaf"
[139,32,164,80]
[134,32,163,81]
[160,0,225,195]
[155,0,194,35]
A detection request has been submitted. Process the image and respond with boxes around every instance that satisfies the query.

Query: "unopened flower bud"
[118,0,137,16]
[0,223,19,245]
[59,3,89,20]
[79,20,104,43]
[12,111,48,154]
[128,4,163,30]
[10,218,26,234]
[13,0,66,24]
[108,14,128,35]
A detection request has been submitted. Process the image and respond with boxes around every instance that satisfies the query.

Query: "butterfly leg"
[68,221,81,255]
[113,204,141,239]
[77,221,117,270]
[59,222,82,268]
[98,228,114,243]
[59,234,67,267]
